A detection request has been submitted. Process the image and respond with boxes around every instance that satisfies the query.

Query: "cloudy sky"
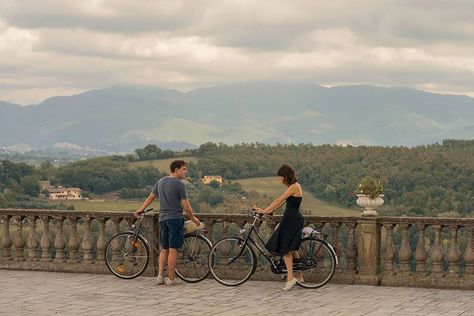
[1,0,474,105]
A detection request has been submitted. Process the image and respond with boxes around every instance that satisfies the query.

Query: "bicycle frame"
[230,215,279,270]
[230,213,338,272]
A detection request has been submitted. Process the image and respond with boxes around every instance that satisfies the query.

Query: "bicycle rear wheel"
[176,234,212,283]
[105,232,149,279]
[208,237,256,286]
[295,237,336,288]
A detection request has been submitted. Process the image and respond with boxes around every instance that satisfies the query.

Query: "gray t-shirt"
[152,176,188,222]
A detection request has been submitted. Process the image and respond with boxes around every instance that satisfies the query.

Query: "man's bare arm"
[133,193,157,218]
[182,198,200,225]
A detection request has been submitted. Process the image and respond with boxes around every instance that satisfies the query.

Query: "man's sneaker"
[164,277,177,286]
[156,275,164,285]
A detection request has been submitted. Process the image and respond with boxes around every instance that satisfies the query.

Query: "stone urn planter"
[356,194,384,216]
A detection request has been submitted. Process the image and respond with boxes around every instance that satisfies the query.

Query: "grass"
[235,177,359,216]
[128,157,199,172]
[50,199,156,213]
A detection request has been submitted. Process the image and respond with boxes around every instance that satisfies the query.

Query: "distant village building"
[49,186,82,200]
[202,175,223,185]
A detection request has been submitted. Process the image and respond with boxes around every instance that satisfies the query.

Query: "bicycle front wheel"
[295,237,336,288]
[176,233,212,283]
[105,232,150,279]
[208,237,256,286]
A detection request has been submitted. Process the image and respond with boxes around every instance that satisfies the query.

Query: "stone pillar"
[464,225,474,275]
[383,223,394,273]
[346,222,357,273]
[414,223,427,274]
[330,222,341,272]
[95,218,106,265]
[13,216,25,261]
[81,217,94,264]
[398,223,411,273]
[447,225,461,275]
[204,219,215,243]
[1,215,12,260]
[54,217,66,263]
[67,217,81,263]
[110,217,122,264]
[26,215,39,261]
[40,216,52,262]
[356,217,381,285]
[142,213,158,276]
[431,225,444,275]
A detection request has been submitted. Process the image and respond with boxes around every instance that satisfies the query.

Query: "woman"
[255,163,304,291]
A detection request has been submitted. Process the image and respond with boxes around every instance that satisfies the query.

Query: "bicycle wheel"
[105,232,150,279]
[295,237,336,288]
[208,237,256,286]
[176,234,212,283]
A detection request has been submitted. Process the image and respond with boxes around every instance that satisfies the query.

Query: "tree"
[20,175,40,197]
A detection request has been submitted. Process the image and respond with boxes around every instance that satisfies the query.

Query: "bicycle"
[208,210,338,288]
[105,208,212,282]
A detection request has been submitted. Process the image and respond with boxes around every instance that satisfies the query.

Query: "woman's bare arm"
[259,185,298,214]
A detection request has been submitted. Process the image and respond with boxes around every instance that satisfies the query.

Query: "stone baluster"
[464,225,474,275]
[222,221,230,239]
[54,217,66,263]
[110,217,122,263]
[95,218,106,264]
[398,223,411,273]
[346,222,357,273]
[383,223,395,273]
[447,225,461,275]
[1,215,12,260]
[82,217,94,264]
[40,216,52,262]
[26,215,39,261]
[330,222,342,272]
[13,216,26,261]
[204,219,215,243]
[431,225,444,274]
[414,223,428,274]
[67,217,81,263]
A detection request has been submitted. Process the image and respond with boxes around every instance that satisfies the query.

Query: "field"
[128,157,199,171]
[51,199,158,213]
[235,177,359,216]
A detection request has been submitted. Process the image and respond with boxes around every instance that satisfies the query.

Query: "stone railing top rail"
[1,208,473,225]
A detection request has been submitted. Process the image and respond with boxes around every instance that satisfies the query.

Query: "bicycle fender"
[325,241,339,266]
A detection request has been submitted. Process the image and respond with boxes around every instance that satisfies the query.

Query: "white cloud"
[1,0,474,104]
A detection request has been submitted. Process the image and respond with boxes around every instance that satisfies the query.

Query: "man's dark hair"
[170,160,186,172]
[277,163,297,185]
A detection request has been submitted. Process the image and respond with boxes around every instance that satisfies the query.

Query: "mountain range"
[1,82,473,152]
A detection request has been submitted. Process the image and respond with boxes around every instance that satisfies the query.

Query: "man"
[134,159,200,285]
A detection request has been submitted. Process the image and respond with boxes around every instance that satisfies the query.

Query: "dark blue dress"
[265,195,304,256]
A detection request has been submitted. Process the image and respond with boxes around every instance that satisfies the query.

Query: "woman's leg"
[292,250,304,282]
[283,252,294,281]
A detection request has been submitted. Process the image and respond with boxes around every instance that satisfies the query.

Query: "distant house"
[49,186,82,200]
[202,175,223,185]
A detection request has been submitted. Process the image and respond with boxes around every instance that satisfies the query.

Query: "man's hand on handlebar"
[253,207,265,215]
[133,208,153,219]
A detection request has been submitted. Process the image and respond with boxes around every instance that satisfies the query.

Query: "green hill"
[235,177,359,216]
[128,157,199,172]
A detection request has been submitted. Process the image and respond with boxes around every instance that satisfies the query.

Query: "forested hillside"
[195,140,474,216]
[1,140,473,217]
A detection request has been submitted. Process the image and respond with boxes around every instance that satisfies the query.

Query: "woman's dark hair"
[170,160,186,172]
[277,163,296,185]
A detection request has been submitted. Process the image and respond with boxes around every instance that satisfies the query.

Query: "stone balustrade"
[1,209,473,289]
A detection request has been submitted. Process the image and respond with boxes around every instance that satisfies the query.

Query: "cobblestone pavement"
[0,270,473,316]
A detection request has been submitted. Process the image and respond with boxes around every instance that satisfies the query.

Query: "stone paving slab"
[0,269,473,316]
